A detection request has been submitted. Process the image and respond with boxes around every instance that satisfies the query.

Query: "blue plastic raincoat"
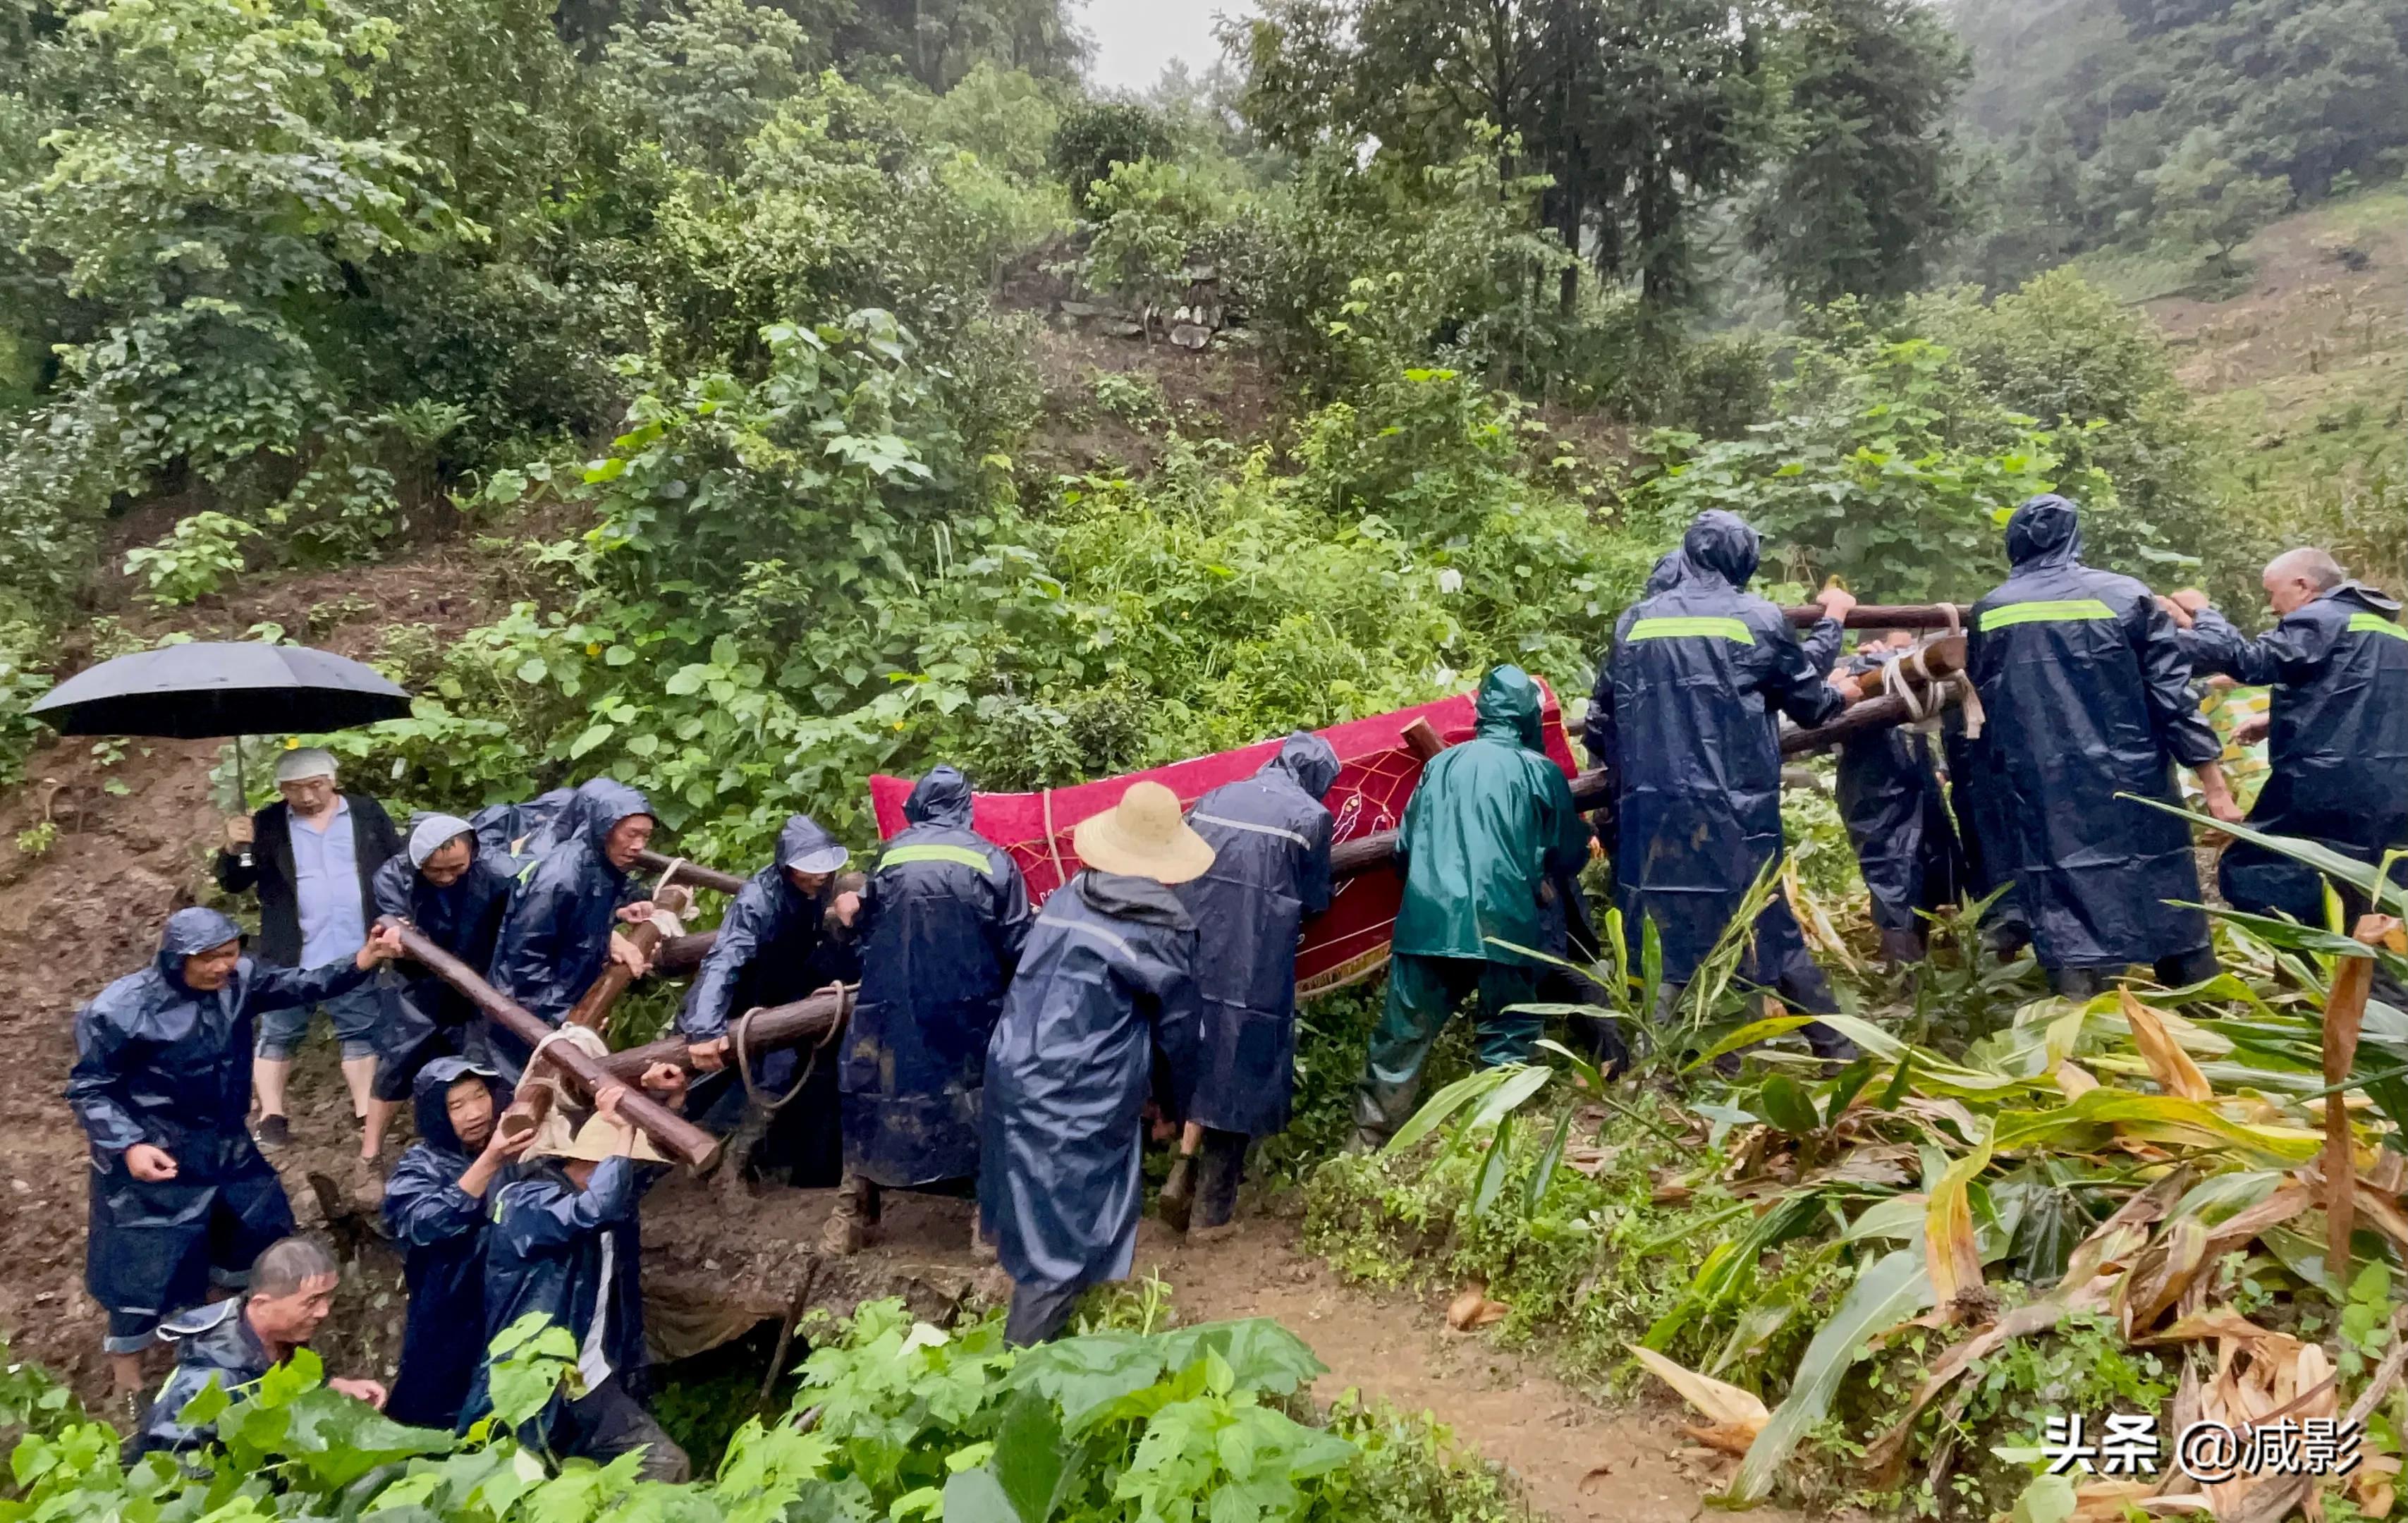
[980,871,1202,1301]
[381,1057,508,1430]
[1967,495,2220,971]
[843,771,1032,1187]
[67,908,364,1326]
[2185,583,2408,922]
[373,842,513,1049]
[1606,512,1845,986]
[1836,654,1966,941]
[463,1154,649,1437]
[677,815,852,1046]
[487,781,654,1079]
[1175,733,1339,1138]
[127,1297,272,1458]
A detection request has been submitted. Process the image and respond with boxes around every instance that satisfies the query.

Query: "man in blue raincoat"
[129,1236,388,1459]
[68,906,402,1402]
[1602,511,1861,1058]
[835,770,1029,1255]
[465,1072,690,1479]
[362,815,515,1168]
[1942,707,2031,958]
[487,781,659,1082]
[1159,733,1338,1236]
[1835,635,1967,965]
[1968,494,2244,998]
[2168,547,2408,926]
[677,814,860,1204]
[1352,666,1590,1146]
[381,1058,530,1430]
[982,782,1209,1345]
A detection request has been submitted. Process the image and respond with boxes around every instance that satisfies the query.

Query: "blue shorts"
[255,984,386,1062]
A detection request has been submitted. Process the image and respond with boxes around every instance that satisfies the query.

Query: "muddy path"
[1135,1218,1802,1523]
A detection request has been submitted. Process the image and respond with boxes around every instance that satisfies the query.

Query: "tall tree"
[1747,0,1972,308]
[1233,0,1780,314]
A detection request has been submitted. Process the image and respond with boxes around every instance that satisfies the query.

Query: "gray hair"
[2266,547,2346,592]
[249,1237,339,1299]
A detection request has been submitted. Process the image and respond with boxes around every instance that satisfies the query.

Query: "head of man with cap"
[409,813,477,887]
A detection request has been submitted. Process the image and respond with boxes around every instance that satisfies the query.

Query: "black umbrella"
[30,642,412,867]
[30,642,411,739]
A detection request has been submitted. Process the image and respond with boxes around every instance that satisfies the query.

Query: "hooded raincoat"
[67,908,366,1331]
[678,815,852,1046]
[980,871,1202,1301]
[487,781,653,1079]
[1941,709,2030,946]
[1836,654,1967,947]
[381,1058,509,1430]
[468,784,583,877]
[463,1154,648,1437]
[128,1297,271,1458]
[1393,666,1589,965]
[373,834,513,1065]
[1968,496,2220,971]
[1608,513,1845,987]
[843,772,1032,1187]
[2184,583,2408,923]
[1175,733,1340,1138]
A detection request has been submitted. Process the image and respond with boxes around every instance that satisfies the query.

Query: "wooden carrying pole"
[654,640,1969,973]
[600,987,852,1079]
[378,917,721,1168]
[631,849,747,896]
[1781,603,1967,631]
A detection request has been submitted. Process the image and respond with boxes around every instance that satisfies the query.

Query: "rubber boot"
[1158,1154,1196,1235]
[716,1104,771,1209]
[821,1172,880,1256]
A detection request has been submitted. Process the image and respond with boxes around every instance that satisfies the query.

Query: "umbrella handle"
[232,735,254,869]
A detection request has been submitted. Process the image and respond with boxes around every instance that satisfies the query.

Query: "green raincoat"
[1391,666,1589,965]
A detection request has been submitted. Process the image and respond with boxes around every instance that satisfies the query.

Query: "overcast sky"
[1082,1,1246,93]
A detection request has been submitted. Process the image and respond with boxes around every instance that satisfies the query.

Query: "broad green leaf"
[1728,1249,1935,1503]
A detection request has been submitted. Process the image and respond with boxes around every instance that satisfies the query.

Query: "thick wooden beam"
[1781,603,1968,630]
[632,850,747,896]
[599,988,852,1079]
[378,917,721,1168]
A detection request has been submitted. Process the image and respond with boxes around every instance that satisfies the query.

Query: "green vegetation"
[1947,0,2408,291]
[3,0,2407,1517]
[1307,832,2408,1517]
[0,1301,1520,1523]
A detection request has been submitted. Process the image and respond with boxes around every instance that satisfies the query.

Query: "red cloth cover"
[869,684,1577,998]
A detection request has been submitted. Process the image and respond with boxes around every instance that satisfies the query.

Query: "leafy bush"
[1633,303,2146,602]
[0,620,54,789]
[1051,99,1175,213]
[0,1307,1517,1523]
[122,511,262,606]
[1082,159,1244,317]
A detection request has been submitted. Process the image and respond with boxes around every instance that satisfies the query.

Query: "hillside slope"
[2138,189,2408,594]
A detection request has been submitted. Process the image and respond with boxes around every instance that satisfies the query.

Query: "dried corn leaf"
[1627,1345,1771,1436]
[1446,1282,1509,1331]
[2056,1060,2101,1099]
[2121,991,2213,1101]
[1925,1133,1993,1317]
[2118,1216,2211,1334]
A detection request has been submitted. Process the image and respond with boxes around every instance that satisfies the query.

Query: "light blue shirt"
[291,797,367,967]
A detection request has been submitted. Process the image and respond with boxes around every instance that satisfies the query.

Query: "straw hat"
[1071,781,1216,886]
[522,1106,666,1166]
